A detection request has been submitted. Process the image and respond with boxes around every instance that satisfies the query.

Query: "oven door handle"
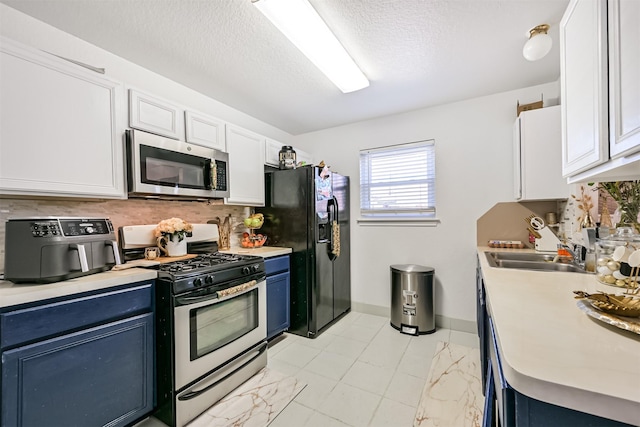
[177,341,268,401]
[174,279,261,307]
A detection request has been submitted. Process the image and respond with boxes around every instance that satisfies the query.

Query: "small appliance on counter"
[4,217,121,283]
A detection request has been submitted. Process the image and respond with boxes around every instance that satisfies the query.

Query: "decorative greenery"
[572,185,595,228]
[153,217,193,242]
[596,181,640,233]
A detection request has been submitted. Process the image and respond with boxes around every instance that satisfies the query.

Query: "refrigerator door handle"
[328,196,339,260]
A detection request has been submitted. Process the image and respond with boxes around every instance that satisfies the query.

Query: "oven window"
[140,144,210,190]
[189,289,258,360]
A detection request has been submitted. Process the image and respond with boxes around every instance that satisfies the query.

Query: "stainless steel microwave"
[125,129,229,200]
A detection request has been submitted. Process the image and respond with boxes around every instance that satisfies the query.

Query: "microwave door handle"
[105,240,122,265]
[210,160,217,190]
[69,243,89,272]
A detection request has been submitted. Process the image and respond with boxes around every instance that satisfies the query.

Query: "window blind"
[359,140,436,217]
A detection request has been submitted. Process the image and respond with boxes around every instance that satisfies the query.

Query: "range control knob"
[252,264,260,272]
[84,226,95,234]
[205,275,214,284]
[193,278,202,287]
[242,266,250,275]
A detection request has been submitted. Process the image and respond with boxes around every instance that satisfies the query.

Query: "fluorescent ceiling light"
[252,0,369,93]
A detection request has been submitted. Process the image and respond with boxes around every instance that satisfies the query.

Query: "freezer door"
[332,173,351,317]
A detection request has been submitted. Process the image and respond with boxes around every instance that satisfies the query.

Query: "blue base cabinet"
[0,281,154,427]
[477,258,634,427]
[265,255,290,340]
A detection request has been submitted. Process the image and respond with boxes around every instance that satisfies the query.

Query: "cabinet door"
[265,138,282,167]
[185,110,226,151]
[560,0,609,176]
[516,106,569,200]
[0,37,125,199]
[225,124,265,206]
[2,313,154,427]
[295,148,314,167]
[129,89,185,140]
[266,271,290,339]
[608,0,640,158]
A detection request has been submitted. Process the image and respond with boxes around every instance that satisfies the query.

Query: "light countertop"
[477,246,640,425]
[0,268,158,309]
[220,246,292,258]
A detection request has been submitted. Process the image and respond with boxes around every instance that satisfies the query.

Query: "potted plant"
[597,181,640,234]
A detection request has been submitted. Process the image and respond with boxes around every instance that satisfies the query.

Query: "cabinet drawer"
[0,282,153,349]
[265,255,290,275]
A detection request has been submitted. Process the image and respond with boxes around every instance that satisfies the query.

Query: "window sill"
[357,217,441,227]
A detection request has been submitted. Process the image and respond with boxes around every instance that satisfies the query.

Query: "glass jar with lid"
[278,146,296,170]
[595,226,640,288]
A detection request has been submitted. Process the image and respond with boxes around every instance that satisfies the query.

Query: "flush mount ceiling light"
[252,0,369,93]
[522,24,552,61]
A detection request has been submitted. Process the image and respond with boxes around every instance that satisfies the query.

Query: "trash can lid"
[390,264,434,273]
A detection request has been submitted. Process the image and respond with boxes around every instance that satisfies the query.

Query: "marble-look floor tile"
[291,369,339,410]
[414,341,483,427]
[324,334,369,359]
[186,368,306,427]
[317,382,381,427]
[303,350,355,381]
[358,339,406,370]
[305,411,353,427]
[272,342,322,368]
[369,397,419,427]
[341,360,395,396]
[269,401,315,427]
[384,371,426,408]
[449,330,480,349]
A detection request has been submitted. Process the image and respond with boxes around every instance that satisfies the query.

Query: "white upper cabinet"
[560,0,640,182]
[295,148,314,167]
[608,0,640,158]
[265,138,281,167]
[560,0,609,177]
[514,106,569,200]
[129,89,185,140]
[185,110,226,151]
[225,124,265,206]
[0,37,125,199]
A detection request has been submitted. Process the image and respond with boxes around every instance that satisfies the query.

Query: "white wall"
[0,4,293,144]
[293,83,560,324]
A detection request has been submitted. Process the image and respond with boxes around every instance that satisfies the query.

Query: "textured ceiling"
[1,0,570,135]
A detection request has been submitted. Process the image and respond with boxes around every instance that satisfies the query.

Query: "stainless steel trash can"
[390,264,435,335]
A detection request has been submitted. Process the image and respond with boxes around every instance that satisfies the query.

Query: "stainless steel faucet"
[555,243,584,266]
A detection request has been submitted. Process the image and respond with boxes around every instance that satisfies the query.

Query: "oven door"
[127,129,217,199]
[173,279,267,390]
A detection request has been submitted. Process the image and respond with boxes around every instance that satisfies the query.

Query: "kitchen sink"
[484,251,588,274]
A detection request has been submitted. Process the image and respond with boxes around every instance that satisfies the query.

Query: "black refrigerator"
[257,166,351,338]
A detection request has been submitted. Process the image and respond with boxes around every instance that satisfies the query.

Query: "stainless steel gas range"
[153,252,267,427]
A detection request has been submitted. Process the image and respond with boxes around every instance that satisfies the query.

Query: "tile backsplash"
[0,198,249,272]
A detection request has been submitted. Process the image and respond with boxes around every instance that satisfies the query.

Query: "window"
[359,140,436,223]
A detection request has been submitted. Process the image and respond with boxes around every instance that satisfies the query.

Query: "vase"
[157,234,187,257]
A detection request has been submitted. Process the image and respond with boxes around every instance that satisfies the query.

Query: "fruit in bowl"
[243,213,264,229]
[241,232,267,248]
